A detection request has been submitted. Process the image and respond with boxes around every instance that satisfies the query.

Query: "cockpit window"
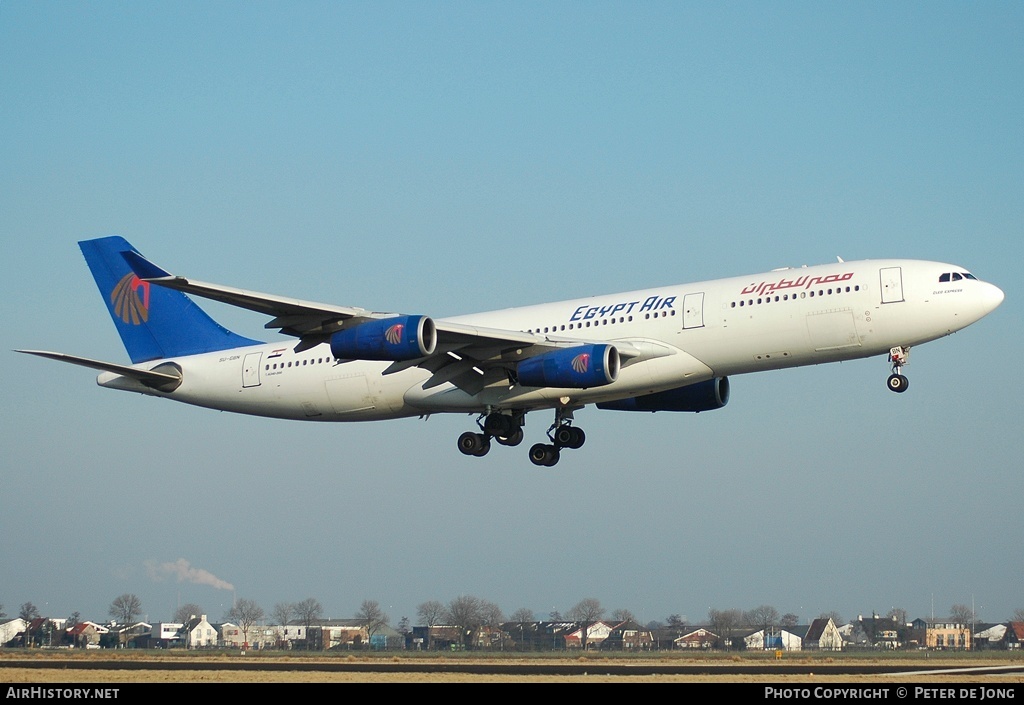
[939,272,978,283]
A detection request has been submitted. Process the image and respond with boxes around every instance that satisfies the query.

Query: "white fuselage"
[97,259,1003,421]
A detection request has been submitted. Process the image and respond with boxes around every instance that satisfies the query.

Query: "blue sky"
[2,1,1021,629]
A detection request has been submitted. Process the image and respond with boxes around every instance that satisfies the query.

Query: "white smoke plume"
[145,558,234,591]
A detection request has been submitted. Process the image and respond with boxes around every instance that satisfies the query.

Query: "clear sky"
[2,1,1021,629]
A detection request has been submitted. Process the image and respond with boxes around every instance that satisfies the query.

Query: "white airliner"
[19,237,1003,466]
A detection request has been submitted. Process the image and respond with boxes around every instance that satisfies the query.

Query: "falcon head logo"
[111,273,150,325]
[385,323,405,345]
[571,353,591,373]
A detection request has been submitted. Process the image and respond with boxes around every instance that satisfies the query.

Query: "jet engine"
[597,377,730,412]
[517,344,620,389]
[330,315,437,361]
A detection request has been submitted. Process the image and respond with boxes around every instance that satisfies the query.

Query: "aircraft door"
[683,292,705,329]
[880,267,905,304]
[242,352,262,388]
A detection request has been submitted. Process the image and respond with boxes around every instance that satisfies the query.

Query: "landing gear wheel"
[529,443,560,467]
[887,374,909,393]
[495,428,524,447]
[458,431,491,457]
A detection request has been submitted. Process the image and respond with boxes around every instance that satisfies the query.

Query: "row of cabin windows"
[730,285,861,308]
[265,357,333,371]
[527,310,675,335]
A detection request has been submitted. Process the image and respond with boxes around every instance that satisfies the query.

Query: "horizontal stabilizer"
[15,350,182,391]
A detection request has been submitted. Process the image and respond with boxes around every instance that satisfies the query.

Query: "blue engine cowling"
[517,344,620,389]
[330,315,437,361]
[597,377,730,412]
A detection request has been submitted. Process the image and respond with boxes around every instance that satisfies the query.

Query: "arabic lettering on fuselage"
[569,294,676,322]
[740,272,855,298]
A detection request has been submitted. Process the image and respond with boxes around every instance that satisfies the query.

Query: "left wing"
[124,251,657,394]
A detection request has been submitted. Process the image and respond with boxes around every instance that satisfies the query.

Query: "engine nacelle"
[517,344,620,389]
[330,315,437,361]
[597,377,730,412]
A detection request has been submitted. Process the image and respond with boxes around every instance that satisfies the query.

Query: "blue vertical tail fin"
[79,236,262,363]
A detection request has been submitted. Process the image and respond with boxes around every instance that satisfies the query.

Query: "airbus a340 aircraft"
[19,237,1003,466]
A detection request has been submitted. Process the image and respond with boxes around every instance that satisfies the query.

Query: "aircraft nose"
[982,281,1005,314]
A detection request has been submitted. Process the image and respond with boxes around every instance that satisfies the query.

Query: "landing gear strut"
[887,346,910,393]
[528,407,586,467]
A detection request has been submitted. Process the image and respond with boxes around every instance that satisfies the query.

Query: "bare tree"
[445,595,485,649]
[356,600,389,648]
[108,594,142,648]
[173,603,203,623]
[510,608,535,622]
[780,613,800,629]
[108,594,141,625]
[293,598,323,650]
[417,600,445,650]
[19,603,40,647]
[272,602,294,626]
[887,607,908,626]
[819,611,844,626]
[745,605,780,649]
[1014,608,1024,623]
[480,599,504,627]
[666,614,687,630]
[708,608,743,650]
[950,603,973,650]
[567,598,605,650]
[612,608,636,624]
[226,598,265,649]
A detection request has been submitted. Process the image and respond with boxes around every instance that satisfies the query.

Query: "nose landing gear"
[887,346,910,393]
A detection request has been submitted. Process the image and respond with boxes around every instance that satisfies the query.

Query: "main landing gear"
[456,408,585,466]
[457,411,525,458]
[887,346,910,393]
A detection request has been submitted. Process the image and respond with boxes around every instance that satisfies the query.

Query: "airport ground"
[2,650,1024,683]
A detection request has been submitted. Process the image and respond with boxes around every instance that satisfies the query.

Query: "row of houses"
[4,614,1023,652]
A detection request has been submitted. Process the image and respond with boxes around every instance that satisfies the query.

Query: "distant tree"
[567,598,605,650]
[708,608,744,650]
[226,598,265,648]
[272,602,294,626]
[612,608,636,623]
[0,604,5,619]
[108,594,142,647]
[818,611,844,626]
[173,603,203,623]
[745,605,780,649]
[666,614,687,630]
[950,603,974,650]
[445,595,486,649]
[480,600,504,627]
[293,598,323,649]
[549,610,563,621]
[780,613,800,629]
[1014,608,1024,623]
[356,600,389,647]
[397,616,411,636]
[19,603,41,647]
[417,600,445,650]
[67,611,80,628]
[510,608,535,623]
[886,607,908,625]
[108,594,141,625]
